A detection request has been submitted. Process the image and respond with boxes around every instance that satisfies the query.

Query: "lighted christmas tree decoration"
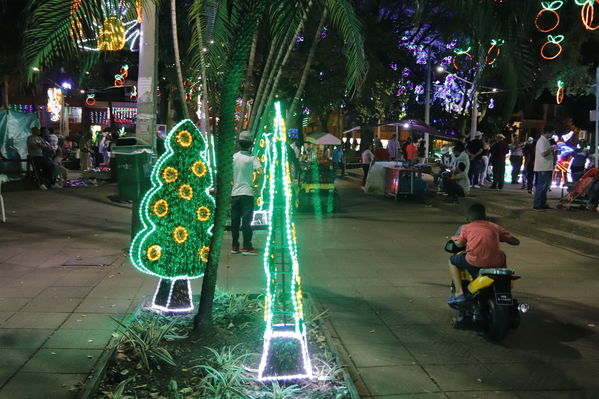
[258,102,312,381]
[47,88,62,122]
[535,1,563,32]
[576,0,599,30]
[556,80,565,104]
[130,119,215,313]
[541,34,564,60]
[251,131,272,227]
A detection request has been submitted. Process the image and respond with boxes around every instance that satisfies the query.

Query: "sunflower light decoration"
[72,0,142,52]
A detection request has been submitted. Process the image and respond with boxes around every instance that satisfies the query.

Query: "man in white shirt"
[442,142,470,202]
[361,144,375,187]
[533,129,557,210]
[231,131,262,255]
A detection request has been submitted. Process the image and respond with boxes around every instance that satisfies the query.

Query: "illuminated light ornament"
[47,88,62,122]
[251,131,272,227]
[191,161,207,178]
[153,199,169,218]
[163,167,179,183]
[489,98,496,109]
[77,1,141,52]
[199,246,210,262]
[178,184,193,200]
[173,226,189,244]
[114,65,129,87]
[129,119,214,313]
[535,1,563,32]
[541,35,564,60]
[177,130,193,148]
[556,80,565,104]
[196,206,211,221]
[576,0,599,30]
[257,102,312,381]
[485,39,504,65]
[130,85,138,102]
[85,94,96,106]
[452,47,473,71]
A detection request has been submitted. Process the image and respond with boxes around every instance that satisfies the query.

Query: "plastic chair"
[0,174,7,222]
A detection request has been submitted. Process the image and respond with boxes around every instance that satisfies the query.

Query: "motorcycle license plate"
[496,293,513,305]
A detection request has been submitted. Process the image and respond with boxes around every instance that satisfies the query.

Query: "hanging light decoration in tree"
[114,65,129,87]
[130,119,215,313]
[258,102,312,381]
[485,39,504,65]
[576,0,599,30]
[535,1,563,32]
[452,46,473,71]
[541,34,564,60]
[556,80,565,104]
[85,94,96,106]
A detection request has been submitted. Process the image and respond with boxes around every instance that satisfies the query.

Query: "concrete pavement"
[1,179,599,398]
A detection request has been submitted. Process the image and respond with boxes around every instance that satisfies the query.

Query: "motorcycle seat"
[479,268,515,276]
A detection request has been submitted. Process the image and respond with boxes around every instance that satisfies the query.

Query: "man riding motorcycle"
[447,203,520,305]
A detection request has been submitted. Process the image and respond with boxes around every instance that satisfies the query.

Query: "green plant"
[101,376,135,399]
[203,345,252,371]
[262,381,301,399]
[113,315,187,370]
[197,365,251,399]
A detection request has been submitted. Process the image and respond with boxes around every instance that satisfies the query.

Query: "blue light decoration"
[258,102,312,381]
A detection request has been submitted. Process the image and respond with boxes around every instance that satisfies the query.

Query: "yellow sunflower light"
[152,199,169,218]
[163,167,178,183]
[196,206,211,222]
[147,245,162,261]
[178,184,193,200]
[173,226,189,244]
[177,130,193,148]
[192,161,207,177]
[199,246,210,262]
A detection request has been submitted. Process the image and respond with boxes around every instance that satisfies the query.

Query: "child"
[447,203,520,305]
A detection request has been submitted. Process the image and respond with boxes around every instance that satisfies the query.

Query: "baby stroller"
[557,168,599,210]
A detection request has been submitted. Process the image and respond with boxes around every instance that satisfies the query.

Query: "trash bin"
[113,137,153,202]
[112,137,154,240]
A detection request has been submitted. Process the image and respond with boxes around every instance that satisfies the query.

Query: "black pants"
[362,164,370,186]
[231,195,254,249]
[571,166,585,182]
[31,156,55,186]
[442,175,465,199]
[525,163,534,191]
[491,162,505,189]
[510,156,522,184]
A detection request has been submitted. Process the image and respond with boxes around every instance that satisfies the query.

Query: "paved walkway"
[2,179,599,398]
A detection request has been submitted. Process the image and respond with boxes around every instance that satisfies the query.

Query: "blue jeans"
[533,171,552,208]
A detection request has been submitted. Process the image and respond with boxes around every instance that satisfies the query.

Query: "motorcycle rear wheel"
[486,297,510,341]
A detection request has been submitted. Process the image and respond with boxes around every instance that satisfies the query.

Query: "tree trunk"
[194,0,265,332]
[171,0,189,119]
[238,31,259,132]
[248,40,277,132]
[195,10,210,137]
[287,9,327,125]
[253,2,313,136]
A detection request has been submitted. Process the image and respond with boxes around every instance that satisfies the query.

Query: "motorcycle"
[444,239,529,341]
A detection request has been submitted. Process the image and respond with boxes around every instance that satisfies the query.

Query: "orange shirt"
[406,143,418,160]
[452,220,514,267]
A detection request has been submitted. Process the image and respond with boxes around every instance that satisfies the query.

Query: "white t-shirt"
[534,135,554,172]
[454,151,470,195]
[361,149,375,164]
[232,151,262,197]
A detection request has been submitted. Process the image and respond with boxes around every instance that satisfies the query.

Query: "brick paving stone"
[0,329,53,348]
[20,297,81,313]
[74,297,133,314]
[345,343,417,367]
[0,372,86,399]
[60,313,124,330]
[2,312,69,329]
[22,348,103,373]
[0,298,28,312]
[0,347,37,386]
[43,328,113,349]
[37,286,93,299]
[358,365,440,396]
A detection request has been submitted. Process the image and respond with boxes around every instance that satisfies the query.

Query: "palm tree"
[171,0,189,119]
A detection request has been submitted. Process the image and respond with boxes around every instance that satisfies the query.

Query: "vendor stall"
[365,161,430,198]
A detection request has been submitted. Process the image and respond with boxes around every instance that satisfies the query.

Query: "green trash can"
[112,137,153,239]
[113,137,153,201]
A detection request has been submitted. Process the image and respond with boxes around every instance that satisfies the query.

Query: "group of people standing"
[26,127,68,190]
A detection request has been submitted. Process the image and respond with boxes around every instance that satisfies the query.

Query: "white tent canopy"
[305,132,342,145]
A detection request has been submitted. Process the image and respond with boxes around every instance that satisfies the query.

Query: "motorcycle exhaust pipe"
[518,303,530,314]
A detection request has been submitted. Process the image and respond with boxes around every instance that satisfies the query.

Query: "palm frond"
[321,0,367,94]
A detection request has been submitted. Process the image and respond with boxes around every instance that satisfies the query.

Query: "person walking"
[467,131,484,188]
[533,129,557,210]
[522,137,535,193]
[387,134,398,160]
[231,131,263,255]
[509,137,524,184]
[361,144,375,187]
[489,134,509,189]
[332,145,344,177]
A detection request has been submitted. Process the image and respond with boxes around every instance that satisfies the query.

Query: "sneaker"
[231,247,241,254]
[447,294,466,305]
[473,184,481,189]
[242,248,259,256]
[39,184,48,191]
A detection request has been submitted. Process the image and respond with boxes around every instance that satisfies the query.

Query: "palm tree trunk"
[171,0,189,119]
[248,39,279,132]
[287,9,327,125]
[195,10,210,137]
[253,2,313,135]
[238,31,259,132]
[194,0,265,332]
